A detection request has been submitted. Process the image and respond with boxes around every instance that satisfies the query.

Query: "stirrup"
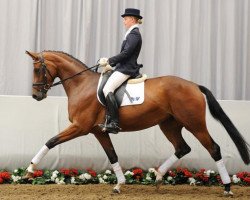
[98,116,109,132]
[98,123,107,132]
[105,122,121,134]
[98,122,121,134]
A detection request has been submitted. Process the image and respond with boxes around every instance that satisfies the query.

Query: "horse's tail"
[199,85,250,165]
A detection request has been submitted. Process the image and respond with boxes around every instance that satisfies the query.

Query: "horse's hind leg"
[181,103,232,196]
[170,91,233,195]
[187,126,233,195]
[156,117,191,185]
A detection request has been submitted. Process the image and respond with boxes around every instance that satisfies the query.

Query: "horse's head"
[26,51,56,101]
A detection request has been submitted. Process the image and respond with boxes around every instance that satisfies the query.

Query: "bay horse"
[25,50,250,195]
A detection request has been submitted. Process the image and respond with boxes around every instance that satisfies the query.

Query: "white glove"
[98,57,109,66]
[102,64,112,74]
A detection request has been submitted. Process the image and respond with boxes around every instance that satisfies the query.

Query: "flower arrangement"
[0,171,11,184]
[234,172,250,185]
[0,168,249,186]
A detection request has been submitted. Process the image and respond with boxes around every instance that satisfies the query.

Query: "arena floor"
[0,184,249,200]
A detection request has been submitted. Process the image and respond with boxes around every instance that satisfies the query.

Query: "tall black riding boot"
[104,92,121,134]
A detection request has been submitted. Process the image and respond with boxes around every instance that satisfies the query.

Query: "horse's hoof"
[22,172,34,180]
[154,169,163,190]
[224,190,234,197]
[112,182,124,194]
[113,188,120,194]
[155,179,163,191]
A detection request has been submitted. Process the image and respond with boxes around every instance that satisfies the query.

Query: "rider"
[98,8,143,134]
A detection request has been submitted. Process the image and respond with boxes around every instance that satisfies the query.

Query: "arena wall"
[0,95,249,174]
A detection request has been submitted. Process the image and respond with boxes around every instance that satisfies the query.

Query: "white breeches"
[103,71,130,97]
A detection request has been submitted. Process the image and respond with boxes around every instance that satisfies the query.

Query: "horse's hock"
[0,95,249,173]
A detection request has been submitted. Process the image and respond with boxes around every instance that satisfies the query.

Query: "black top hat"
[121,8,143,19]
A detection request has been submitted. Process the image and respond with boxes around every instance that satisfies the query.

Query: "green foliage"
[0,167,249,186]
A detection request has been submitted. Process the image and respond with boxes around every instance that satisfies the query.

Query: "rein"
[33,53,100,92]
[51,64,100,87]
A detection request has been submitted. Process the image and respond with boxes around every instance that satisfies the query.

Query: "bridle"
[32,53,100,94]
[32,53,54,93]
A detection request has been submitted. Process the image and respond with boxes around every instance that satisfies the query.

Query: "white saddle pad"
[97,75,145,107]
[120,82,144,106]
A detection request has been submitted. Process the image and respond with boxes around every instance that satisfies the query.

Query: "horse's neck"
[52,53,98,97]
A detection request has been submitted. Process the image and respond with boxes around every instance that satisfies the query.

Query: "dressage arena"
[0,185,249,200]
[1,0,250,199]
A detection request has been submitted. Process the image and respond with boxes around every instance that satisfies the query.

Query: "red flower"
[236,172,246,179]
[236,171,250,185]
[71,168,79,176]
[60,168,79,177]
[133,168,143,176]
[243,177,250,184]
[0,172,11,180]
[0,172,10,184]
[33,170,43,178]
[176,167,182,173]
[87,169,97,177]
[168,171,176,177]
[183,169,193,178]
[60,168,71,176]
[195,169,210,183]
[132,168,143,180]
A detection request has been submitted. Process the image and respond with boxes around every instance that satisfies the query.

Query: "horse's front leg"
[25,123,84,177]
[94,132,125,193]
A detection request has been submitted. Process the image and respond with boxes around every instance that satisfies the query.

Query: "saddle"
[97,70,147,107]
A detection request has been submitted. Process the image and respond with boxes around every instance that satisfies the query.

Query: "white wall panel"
[0,95,249,174]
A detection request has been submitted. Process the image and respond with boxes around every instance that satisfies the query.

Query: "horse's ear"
[26,51,39,61]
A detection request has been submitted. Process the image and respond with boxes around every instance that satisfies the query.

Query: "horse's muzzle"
[32,91,47,101]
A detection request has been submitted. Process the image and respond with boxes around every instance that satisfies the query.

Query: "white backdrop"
[0,95,250,174]
[0,0,250,99]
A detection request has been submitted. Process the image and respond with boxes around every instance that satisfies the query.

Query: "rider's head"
[121,8,143,29]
